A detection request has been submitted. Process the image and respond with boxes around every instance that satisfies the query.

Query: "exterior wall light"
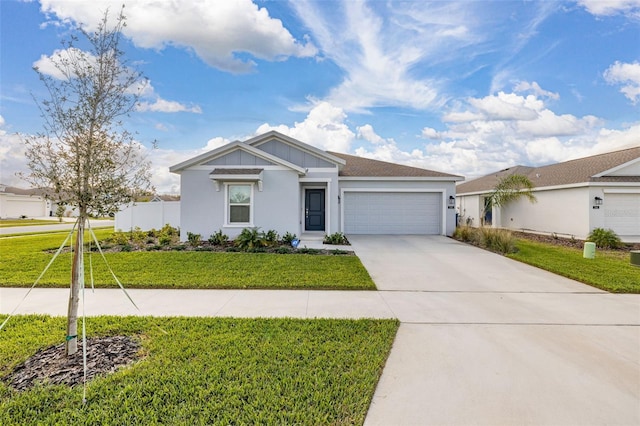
[449,195,456,206]
[594,196,603,206]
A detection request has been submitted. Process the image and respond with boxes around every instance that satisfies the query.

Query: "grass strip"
[0,315,398,425]
[0,220,64,228]
[508,239,639,293]
[0,231,375,290]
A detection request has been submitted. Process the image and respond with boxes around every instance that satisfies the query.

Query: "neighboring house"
[456,146,640,242]
[170,131,463,240]
[0,184,47,218]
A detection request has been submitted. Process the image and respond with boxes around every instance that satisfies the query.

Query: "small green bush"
[587,228,621,249]
[187,232,202,247]
[158,234,172,246]
[281,232,297,245]
[208,230,229,246]
[264,229,279,246]
[276,246,292,254]
[110,231,130,245]
[235,227,267,251]
[158,224,179,246]
[324,232,349,245]
[131,227,147,247]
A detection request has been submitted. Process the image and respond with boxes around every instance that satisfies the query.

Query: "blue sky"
[1,0,639,194]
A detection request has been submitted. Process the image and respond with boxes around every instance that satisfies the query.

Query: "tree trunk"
[66,215,85,356]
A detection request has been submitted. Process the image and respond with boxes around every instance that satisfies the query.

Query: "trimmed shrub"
[187,232,202,247]
[281,232,297,245]
[324,232,349,245]
[234,227,267,251]
[264,229,279,246]
[587,228,621,249]
[208,230,229,246]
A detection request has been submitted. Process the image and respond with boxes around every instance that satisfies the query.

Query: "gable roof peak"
[245,131,346,166]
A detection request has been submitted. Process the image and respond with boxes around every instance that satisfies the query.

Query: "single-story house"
[456,146,640,242]
[170,131,463,240]
[0,184,47,218]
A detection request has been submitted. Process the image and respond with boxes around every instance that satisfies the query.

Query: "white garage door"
[343,192,441,234]
[604,193,640,238]
[4,198,46,218]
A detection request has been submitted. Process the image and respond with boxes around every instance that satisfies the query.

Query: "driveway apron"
[349,235,640,426]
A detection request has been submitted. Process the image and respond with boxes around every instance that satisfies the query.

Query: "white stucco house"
[456,146,640,242]
[169,131,463,240]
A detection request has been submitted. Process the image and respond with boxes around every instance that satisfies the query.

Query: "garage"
[604,193,640,239]
[343,191,441,235]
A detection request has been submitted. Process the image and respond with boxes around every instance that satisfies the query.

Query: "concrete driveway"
[349,235,640,426]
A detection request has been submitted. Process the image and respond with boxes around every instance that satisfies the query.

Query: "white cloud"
[356,124,385,144]
[256,101,355,153]
[39,0,317,73]
[204,137,230,151]
[0,116,30,188]
[603,61,640,103]
[34,49,202,114]
[136,99,202,114]
[290,0,484,112]
[421,127,442,140]
[514,81,560,100]
[32,47,94,80]
[577,0,640,17]
[356,90,639,181]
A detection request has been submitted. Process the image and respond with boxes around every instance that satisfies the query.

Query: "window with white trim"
[227,184,252,224]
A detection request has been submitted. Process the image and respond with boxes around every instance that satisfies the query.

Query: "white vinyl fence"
[115,201,180,231]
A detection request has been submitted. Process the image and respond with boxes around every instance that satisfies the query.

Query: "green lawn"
[0,219,61,228]
[508,239,639,293]
[0,315,399,425]
[0,231,375,290]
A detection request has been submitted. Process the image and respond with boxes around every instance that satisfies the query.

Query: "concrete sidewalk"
[0,288,393,319]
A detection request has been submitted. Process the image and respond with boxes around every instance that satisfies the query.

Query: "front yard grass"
[0,231,375,290]
[508,239,639,293]
[0,219,61,228]
[0,315,399,425]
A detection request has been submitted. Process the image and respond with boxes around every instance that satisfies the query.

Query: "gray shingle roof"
[456,146,640,194]
[328,152,462,178]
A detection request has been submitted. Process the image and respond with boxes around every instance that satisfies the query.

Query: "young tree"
[21,8,152,355]
[482,174,537,226]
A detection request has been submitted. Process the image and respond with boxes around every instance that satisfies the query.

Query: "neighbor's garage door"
[604,193,640,238]
[343,192,441,234]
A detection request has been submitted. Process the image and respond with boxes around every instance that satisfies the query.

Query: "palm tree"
[482,174,536,226]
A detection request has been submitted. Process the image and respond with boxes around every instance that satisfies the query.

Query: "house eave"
[457,180,640,196]
[339,176,464,182]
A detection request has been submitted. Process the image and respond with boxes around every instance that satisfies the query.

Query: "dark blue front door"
[305,189,325,231]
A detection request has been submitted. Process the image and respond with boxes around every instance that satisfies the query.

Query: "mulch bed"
[5,335,141,391]
[512,231,640,251]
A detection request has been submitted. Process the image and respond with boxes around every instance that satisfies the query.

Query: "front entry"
[305,189,325,231]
